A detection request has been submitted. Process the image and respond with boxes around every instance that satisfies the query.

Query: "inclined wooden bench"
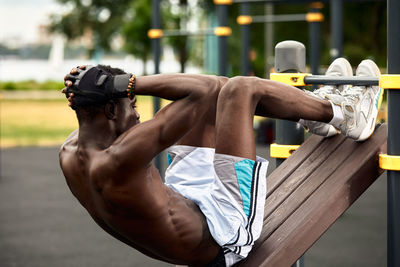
[238,124,387,267]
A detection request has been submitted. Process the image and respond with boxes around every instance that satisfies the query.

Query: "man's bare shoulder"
[60,129,79,154]
[59,129,79,172]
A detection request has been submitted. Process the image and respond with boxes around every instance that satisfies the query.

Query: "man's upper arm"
[109,94,210,169]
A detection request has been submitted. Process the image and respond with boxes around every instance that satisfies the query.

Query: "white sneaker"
[329,60,383,141]
[313,57,353,98]
[299,117,339,137]
[301,58,353,137]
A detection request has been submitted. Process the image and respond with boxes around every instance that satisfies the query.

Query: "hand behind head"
[61,65,87,109]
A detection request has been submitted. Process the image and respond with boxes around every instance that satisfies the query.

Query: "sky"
[0,0,62,44]
[0,0,201,46]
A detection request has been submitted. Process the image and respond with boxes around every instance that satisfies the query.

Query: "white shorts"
[164,145,268,266]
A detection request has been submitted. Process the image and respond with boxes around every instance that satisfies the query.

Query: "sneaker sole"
[355,60,382,141]
[356,86,383,141]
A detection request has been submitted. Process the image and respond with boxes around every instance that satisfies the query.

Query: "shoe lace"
[342,86,363,102]
[313,85,338,97]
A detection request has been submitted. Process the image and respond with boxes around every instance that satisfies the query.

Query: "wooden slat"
[239,124,387,267]
[267,134,325,193]
[259,137,356,245]
[264,135,347,220]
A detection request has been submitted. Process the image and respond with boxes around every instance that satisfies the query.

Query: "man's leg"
[211,77,327,265]
[215,76,333,159]
[176,92,218,148]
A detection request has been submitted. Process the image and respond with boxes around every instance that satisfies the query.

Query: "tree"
[49,0,132,56]
[164,0,190,73]
[122,0,152,75]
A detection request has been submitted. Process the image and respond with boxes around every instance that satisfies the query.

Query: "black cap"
[66,66,132,106]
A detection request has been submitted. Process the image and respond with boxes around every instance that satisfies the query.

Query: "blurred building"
[38,23,94,48]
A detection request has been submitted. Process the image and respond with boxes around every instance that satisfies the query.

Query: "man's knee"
[219,76,260,100]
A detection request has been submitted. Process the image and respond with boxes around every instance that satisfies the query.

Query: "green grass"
[0,80,65,91]
[1,124,77,147]
[0,97,159,148]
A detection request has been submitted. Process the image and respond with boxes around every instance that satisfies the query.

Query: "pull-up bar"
[251,13,309,23]
[148,29,215,38]
[270,73,400,87]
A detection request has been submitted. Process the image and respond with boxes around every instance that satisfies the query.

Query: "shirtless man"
[59,58,381,266]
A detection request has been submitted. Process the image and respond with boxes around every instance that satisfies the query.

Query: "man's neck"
[78,119,117,150]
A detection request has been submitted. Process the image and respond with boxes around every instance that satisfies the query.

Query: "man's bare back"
[59,119,220,264]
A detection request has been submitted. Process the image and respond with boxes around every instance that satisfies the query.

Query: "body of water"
[0,56,202,82]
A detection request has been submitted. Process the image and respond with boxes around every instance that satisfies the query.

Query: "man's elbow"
[217,76,229,88]
[206,76,229,97]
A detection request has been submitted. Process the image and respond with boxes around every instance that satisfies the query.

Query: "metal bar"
[265,3,274,77]
[151,0,162,173]
[309,5,322,76]
[240,3,251,75]
[252,14,306,23]
[304,76,379,86]
[387,0,400,265]
[162,29,214,37]
[309,20,321,75]
[330,0,343,59]
[217,3,229,76]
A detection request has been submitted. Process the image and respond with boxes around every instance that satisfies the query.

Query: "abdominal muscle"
[90,179,220,265]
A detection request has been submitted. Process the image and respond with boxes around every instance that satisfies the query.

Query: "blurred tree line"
[49,0,387,77]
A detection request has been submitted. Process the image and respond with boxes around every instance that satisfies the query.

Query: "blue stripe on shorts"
[234,159,255,217]
[167,153,172,165]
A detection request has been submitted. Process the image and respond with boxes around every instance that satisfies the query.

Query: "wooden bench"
[238,124,387,267]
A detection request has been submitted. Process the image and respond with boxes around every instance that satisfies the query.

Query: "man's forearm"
[135,74,228,100]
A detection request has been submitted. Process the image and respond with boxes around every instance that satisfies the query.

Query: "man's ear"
[104,100,116,120]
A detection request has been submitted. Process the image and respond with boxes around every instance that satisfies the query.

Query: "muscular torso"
[59,136,220,265]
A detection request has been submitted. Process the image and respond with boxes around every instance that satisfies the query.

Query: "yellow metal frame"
[147,29,163,39]
[214,26,232,36]
[379,75,400,89]
[310,2,324,9]
[306,12,324,22]
[379,75,400,172]
[270,144,300,159]
[213,0,233,5]
[379,154,400,171]
[270,73,310,87]
[237,15,253,25]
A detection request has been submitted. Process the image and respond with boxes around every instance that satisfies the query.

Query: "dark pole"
[275,40,306,267]
[152,0,161,75]
[216,2,229,76]
[152,0,162,172]
[387,0,400,266]
[239,3,251,76]
[308,2,323,76]
[265,3,274,77]
[330,0,343,60]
